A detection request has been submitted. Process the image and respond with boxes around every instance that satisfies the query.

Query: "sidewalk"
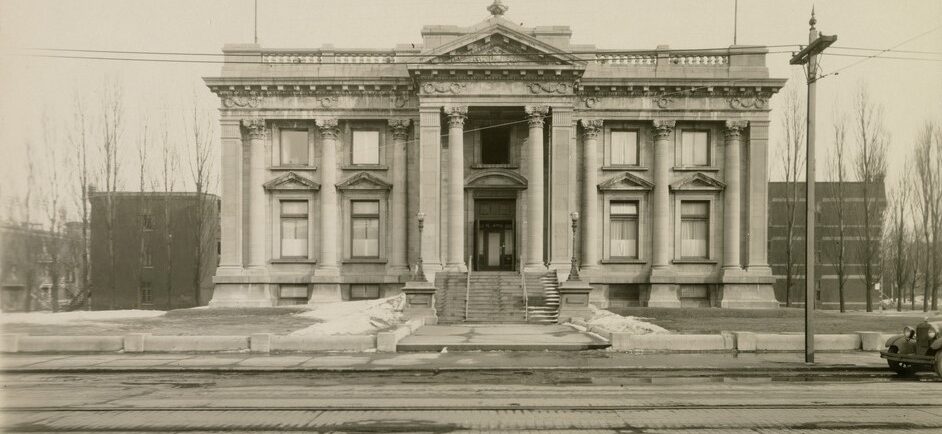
[1,350,887,373]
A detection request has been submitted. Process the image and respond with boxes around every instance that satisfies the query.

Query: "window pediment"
[263,172,320,191]
[598,172,654,192]
[337,172,392,191]
[465,169,528,190]
[670,172,726,192]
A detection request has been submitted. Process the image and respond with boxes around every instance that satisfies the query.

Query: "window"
[351,200,380,258]
[352,130,380,165]
[140,282,152,304]
[350,284,380,300]
[141,213,154,231]
[280,129,309,166]
[278,284,308,305]
[680,131,710,166]
[480,124,511,164]
[280,201,309,258]
[610,201,639,258]
[142,245,153,267]
[610,130,638,166]
[680,201,710,259]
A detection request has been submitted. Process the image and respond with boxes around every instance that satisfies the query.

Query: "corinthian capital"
[315,118,340,140]
[652,119,676,139]
[388,118,412,141]
[724,120,749,139]
[443,105,468,128]
[525,105,550,128]
[241,118,267,139]
[579,119,603,139]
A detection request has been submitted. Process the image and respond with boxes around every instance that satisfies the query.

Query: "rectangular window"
[280,129,309,166]
[140,282,152,304]
[610,201,639,258]
[280,201,309,258]
[350,284,380,300]
[278,284,308,305]
[352,130,380,165]
[142,245,153,267]
[681,131,710,166]
[141,213,154,231]
[351,200,380,258]
[480,125,511,164]
[610,131,638,165]
[680,201,710,259]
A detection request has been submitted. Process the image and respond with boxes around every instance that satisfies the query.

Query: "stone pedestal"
[647,269,680,308]
[557,279,593,321]
[307,281,342,304]
[719,274,779,309]
[209,280,274,307]
[401,281,438,322]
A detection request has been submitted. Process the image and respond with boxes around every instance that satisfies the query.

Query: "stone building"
[205,1,786,314]
[0,222,83,312]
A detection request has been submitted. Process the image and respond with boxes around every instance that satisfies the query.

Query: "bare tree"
[826,108,849,312]
[99,81,124,310]
[778,82,806,307]
[913,122,938,312]
[887,163,912,312]
[136,119,150,308]
[159,115,178,309]
[184,99,217,306]
[40,110,65,312]
[66,93,94,311]
[22,140,38,312]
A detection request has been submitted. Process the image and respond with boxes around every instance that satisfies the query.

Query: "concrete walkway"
[397,324,610,351]
[1,351,887,373]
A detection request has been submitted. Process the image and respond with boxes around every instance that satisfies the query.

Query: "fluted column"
[389,118,411,273]
[243,118,268,272]
[217,119,243,274]
[580,119,603,269]
[444,106,468,271]
[316,118,340,275]
[525,105,549,270]
[723,120,747,271]
[651,119,675,270]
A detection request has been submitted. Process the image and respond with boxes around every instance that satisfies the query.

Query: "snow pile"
[290,294,405,336]
[0,310,165,325]
[584,305,670,335]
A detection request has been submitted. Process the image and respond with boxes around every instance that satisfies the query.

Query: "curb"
[1,365,891,374]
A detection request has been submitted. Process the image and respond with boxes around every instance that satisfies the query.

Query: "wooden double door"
[474,199,516,271]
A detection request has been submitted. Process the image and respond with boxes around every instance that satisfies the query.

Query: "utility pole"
[790,9,836,364]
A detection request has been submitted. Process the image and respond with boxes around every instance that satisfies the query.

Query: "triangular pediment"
[263,172,320,191]
[598,172,654,191]
[420,21,583,66]
[670,172,726,192]
[336,172,392,191]
[465,169,528,190]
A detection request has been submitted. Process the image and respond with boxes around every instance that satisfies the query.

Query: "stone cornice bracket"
[652,119,676,139]
[724,120,749,138]
[388,118,412,140]
[579,118,604,139]
[241,118,267,139]
[315,117,340,140]
[444,105,468,128]
[525,105,550,128]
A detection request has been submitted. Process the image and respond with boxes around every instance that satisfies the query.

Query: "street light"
[568,211,581,282]
[415,212,426,282]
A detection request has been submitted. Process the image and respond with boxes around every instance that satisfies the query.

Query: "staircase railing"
[520,256,528,322]
[464,255,472,321]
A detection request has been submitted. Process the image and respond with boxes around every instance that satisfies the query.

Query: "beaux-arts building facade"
[206,2,786,310]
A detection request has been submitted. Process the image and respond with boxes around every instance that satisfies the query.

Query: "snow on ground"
[0,309,166,325]
[585,305,670,334]
[290,294,405,336]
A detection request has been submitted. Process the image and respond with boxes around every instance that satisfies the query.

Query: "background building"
[205,2,786,315]
[0,222,83,312]
[89,192,220,310]
[768,180,887,310]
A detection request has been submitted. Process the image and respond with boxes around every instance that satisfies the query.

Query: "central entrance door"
[474,199,516,271]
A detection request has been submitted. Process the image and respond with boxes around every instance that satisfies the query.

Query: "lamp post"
[415,212,426,282]
[568,211,581,282]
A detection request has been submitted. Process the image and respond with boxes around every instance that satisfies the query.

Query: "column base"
[401,280,438,322]
[208,282,274,307]
[719,272,779,309]
[316,265,340,277]
[214,265,245,277]
[308,279,342,304]
[646,267,680,307]
[524,263,548,273]
[442,262,468,273]
[558,279,593,321]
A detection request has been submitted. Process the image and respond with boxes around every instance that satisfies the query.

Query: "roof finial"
[488,0,508,17]
[809,6,817,30]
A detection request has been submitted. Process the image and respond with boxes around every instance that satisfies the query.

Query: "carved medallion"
[527,82,569,94]
[422,82,466,94]
[653,96,673,109]
[224,94,263,108]
[728,96,769,110]
[318,96,338,108]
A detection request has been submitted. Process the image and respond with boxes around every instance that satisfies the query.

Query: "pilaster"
[549,107,575,273]
[746,120,772,275]
[216,118,244,275]
[418,106,443,277]
[723,120,747,275]
[243,118,268,273]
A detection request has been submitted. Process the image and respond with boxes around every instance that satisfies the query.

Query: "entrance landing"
[396,324,611,352]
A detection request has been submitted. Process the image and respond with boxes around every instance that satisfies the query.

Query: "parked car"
[880,320,942,377]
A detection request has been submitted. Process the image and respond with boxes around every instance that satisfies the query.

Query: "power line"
[818,23,942,79]
[832,46,942,56]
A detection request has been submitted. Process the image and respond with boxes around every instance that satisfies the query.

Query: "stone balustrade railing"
[262,51,396,64]
[595,52,729,66]
[257,50,736,66]
[669,54,729,65]
[595,54,657,65]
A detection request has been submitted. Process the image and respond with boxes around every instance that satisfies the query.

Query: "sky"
[0,0,940,223]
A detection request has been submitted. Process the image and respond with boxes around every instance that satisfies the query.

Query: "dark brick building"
[89,192,220,310]
[768,181,886,310]
[0,222,83,312]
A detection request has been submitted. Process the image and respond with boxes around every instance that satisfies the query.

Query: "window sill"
[342,165,388,171]
[471,164,519,169]
[270,166,317,171]
[270,259,317,264]
[600,259,646,264]
[343,258,388,264]
[602,166,648,171]
[673,166,719,172]
[672,259,718,264]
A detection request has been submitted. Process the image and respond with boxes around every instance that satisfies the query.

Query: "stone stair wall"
[435,271,560,324]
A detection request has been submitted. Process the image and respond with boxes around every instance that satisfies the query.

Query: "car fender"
[931,339,942,351]
[884,334,905,348]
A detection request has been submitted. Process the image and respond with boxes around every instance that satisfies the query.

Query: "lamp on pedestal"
[568,211,581,282]
[415,211,426,282]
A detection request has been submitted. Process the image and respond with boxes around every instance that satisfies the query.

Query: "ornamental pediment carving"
[598,172,654,191]
[669,172,726,192]
[337,172,392,191]
[419,22,584,67]
[264,172,320,191]
[465,169,528,190]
